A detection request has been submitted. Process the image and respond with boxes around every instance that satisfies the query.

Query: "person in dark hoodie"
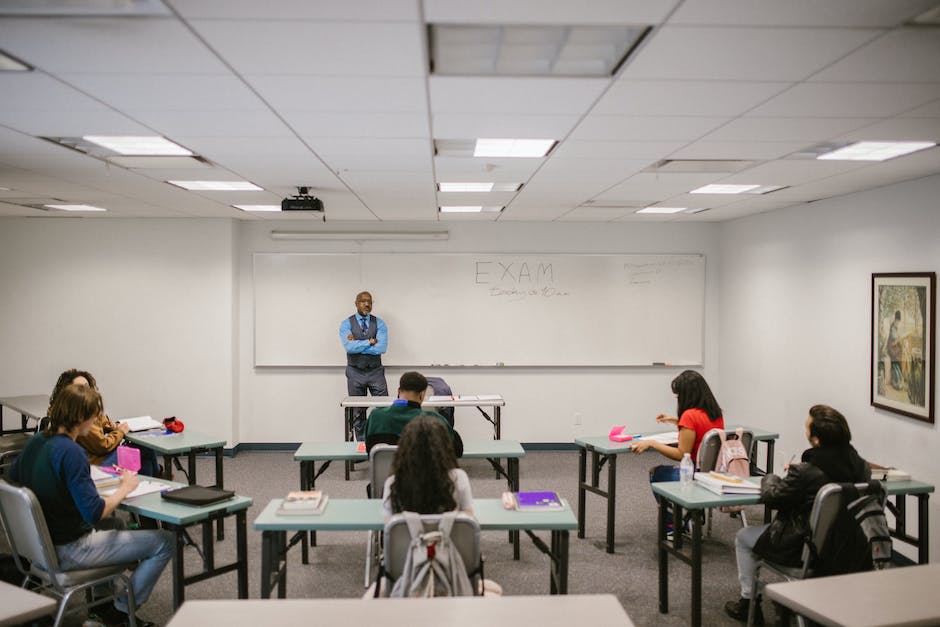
[724,404,871,625]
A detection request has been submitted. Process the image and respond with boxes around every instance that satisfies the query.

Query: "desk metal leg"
[187,452,197,485]
[215,447,225,541]
[577,447,586,539]
[918,493,929,564]
[171,526,186,610]
[495,406,501,440]
[658,500,668,614]
[508,457,520,559]
[201,519,215,571]
[691,509,703,627]
[344,407,353,480]
[236,511,248,599]
[260,531,273,599]
[606,454,617,554]
[548,529,569,595]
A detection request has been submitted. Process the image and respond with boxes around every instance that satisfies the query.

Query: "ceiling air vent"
[643,160,755,173]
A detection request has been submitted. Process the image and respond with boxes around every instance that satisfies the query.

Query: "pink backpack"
[718,428,750,514]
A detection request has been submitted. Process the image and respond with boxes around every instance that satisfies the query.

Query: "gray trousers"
[735,523,770,598]
[345,365,388,437]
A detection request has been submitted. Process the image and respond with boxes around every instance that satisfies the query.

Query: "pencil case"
[608,425,633,442]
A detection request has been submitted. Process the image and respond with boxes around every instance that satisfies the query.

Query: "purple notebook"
[513,491,563,510]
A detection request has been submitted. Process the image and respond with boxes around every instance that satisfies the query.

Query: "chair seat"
[30,562,138,588]
[760,560,814,581]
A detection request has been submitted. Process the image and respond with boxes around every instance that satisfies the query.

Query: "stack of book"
[694,471,761,496]
[872,468,912,482]
[90,465,120,490]
[277,490,329,515]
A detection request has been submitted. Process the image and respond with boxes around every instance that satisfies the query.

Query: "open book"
[115,415,164,432]
[277,492,329,516]
[694,471,760,495]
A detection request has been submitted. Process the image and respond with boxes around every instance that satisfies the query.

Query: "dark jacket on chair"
[754,444,872,574]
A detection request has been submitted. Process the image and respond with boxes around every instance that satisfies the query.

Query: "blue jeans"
[735,523,769,598]
[649,465,680,526]
[56,528,174,612]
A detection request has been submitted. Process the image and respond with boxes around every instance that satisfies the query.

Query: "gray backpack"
[386,512,475,598]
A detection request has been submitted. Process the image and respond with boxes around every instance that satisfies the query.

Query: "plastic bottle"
[679,453,694,489]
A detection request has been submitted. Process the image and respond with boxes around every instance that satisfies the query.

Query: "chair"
[0,432,32,478]
[747,482,876,627]
[364,444,397,587]
[697,428,754,535]
[379,511,482,596]
[0,479,138,627]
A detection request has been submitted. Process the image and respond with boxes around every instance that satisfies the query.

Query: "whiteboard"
[253,253,704,367]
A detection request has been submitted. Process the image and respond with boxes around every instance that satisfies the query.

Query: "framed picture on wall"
[871,272,936,423]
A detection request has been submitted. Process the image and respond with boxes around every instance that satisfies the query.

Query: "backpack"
[384,512,475,598]
[425,377,455,427]
[718,428,750,514]
[843,481,892,569]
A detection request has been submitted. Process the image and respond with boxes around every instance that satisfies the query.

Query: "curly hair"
[388,414,458,514]
[671,369,722,422]
[48,368,98,415]
[47,383,103,435]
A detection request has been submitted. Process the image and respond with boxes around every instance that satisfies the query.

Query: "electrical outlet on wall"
[573,412,582,425]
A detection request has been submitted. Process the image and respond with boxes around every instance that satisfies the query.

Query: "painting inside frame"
[871,272,935,423]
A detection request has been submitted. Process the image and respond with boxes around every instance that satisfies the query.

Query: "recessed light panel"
[439,206,504,213]
[167,180,263,191]
[233,205,281,212]
[817,141,936,161]
[83,136,192,156]
[635,207,686,214]
[438,182,494,192]
[691,184,761,194]
[474,138,555,158]
[44,204,107,212]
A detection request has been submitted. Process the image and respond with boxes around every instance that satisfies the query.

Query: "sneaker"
[724,597,764,625]
[91,604,155,627]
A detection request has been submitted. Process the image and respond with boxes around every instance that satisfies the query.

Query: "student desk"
[764,563,940,627]
[575,425,779,553]
[340,394,505,441]
[651,479,934,627]
[165,594,637,627]
[125,429,228,539]
[0,580,57,627]
[0,394,45,435]
[254,497,576,599]
[118,481,252,610]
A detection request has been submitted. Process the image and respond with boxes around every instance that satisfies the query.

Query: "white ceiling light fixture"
[83,136,193,156]
[233,204,280,212]
[270,230,449,240]
[43,204,107,212]
[440,206,504,213]
[817,141,936,161]
[474,138,555,158]
[438,182,494,192]
[691,184,762,194]
[167,180,263,191]
[635,207,686,214]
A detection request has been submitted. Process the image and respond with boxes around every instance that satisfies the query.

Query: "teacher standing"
[339,291,389,440]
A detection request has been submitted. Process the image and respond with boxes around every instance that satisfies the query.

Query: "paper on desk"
[99,480,167,499]
[476,395,501,401]
[642,432,680,445]
[427,395,452,403]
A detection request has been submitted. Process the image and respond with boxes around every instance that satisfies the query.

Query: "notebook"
[513,491,564,510]
[161,485,235,506]
[115,415,164,432]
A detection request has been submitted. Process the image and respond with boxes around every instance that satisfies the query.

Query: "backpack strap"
[734,427,744,441]
[717,429,728,445]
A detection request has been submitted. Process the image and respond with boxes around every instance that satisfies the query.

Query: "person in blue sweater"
[340,290,389,440]
[11,383,172,627]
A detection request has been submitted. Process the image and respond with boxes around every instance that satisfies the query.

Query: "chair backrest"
[383,511,481,584]
[0,479,60,579]
[696,428,753,472]
[798,482,850,576]
[369,444,398,499]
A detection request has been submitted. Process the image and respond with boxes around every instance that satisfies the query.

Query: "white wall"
[235,221,722,443]
[719,174,940,561]
[0,218,236,442]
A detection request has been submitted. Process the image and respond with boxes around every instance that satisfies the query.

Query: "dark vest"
[347,314,382,370]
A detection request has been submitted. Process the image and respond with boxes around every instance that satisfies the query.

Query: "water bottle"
[679,453,694,489]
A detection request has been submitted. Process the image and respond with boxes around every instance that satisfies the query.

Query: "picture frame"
[871,272,936,423]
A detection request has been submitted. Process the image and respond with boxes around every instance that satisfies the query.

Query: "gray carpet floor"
[4,450,770,626]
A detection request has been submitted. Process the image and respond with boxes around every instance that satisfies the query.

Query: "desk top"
[118,479,252,525]
[0,580,57,627]
[254,497,578,532]
[0,394,47,421]
[294,439,525,462]
[166,595,635,627]
[125,429,226,454]
[341,395,504,408]
[575,424,779,455]
[764,563,940,627]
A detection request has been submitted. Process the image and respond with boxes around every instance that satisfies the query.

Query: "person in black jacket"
[724,404,871,624]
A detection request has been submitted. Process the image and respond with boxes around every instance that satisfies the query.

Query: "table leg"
[201,519,215,570]
[577,447,586,539]
[344,407,353,480]
[260,531,273,599]
[658,500,668,614]
[163,455,173,480]
[187,452,197,485]
[236,511,248,599]
[277,530,287,598]
[495,406,501,440]
[918,494,929,564]
[606,454,617,554]
[549,529,569,594]
[691,509,703,627]
[172,526,186,610]
[509,457,519,558]
[215,447,225,541]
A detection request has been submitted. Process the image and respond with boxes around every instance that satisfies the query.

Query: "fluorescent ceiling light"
[439,206,504,213]
[83,136,192,156]
[474,138,555,158]
[817,141,936,161]
[0,50,31,71]
[167,180,263,191]
[271,230,448,240]
[233,204,280,212]
[438,182,494,192]
[44,204,107,212]
[691,184,761,194]
[635,207,686,214]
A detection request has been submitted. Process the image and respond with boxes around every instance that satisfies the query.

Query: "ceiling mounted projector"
[282,187,324,215]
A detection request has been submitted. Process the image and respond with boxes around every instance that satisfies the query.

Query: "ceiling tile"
[571,116,724,141]
[423,0,678,24]
[749,82,940,118]
[430,76,609,115]
[811,28,940,83]
[170,0,419,20]
[593,80,790,116]
[246,76,428,113]
[432,113,579,139]
[669,0,938,27]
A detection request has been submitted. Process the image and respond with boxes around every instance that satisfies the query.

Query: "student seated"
[12,383,173,627]
[50,369,160,477]
[724,405,871,625]
[366,371,463,457]
[382,414,473,518]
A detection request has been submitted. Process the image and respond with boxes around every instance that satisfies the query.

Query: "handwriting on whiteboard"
[624,257,697,286]
[474,260,571,300]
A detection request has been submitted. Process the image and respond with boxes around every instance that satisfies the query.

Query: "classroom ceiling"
[0,0,939,223]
